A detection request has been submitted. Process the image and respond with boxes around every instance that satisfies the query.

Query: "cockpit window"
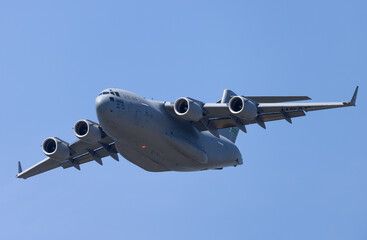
[99,91,120,97]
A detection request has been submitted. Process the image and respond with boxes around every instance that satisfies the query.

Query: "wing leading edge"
[166,86,358,133]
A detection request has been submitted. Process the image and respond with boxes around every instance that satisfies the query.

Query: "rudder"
[217,89,240,143]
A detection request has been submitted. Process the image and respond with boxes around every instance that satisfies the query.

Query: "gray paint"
[95,89,242,172]
[16,87,358,179]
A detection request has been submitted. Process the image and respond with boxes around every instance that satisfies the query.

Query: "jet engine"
[228,96,258,120]
[174,97,203,122]
[74,119,102,143]
[42,137,70,160]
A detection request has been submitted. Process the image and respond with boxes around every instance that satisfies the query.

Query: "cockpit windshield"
[98,91,121,97]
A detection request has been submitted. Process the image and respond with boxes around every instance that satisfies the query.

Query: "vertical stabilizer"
[221,89,237,103]
[218,89,240,143]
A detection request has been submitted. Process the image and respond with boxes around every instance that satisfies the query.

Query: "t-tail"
[218,89,240,143]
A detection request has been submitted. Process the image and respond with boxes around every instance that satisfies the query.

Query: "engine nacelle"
[229,96,258,120]
[74,119,102,143]
[174,97,203,122]
[42,137,70,160]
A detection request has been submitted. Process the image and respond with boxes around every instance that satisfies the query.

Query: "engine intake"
[74,120,102,143]
[229,96,258,120]
[42,137,70,160]
[174,97,203,122]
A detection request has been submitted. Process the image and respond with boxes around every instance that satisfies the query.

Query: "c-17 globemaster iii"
[16,87,359,179]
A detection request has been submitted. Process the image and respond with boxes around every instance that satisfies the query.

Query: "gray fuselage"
[95,89,243,172]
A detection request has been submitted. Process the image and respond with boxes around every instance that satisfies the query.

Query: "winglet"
[18,161,23,174]
[350,86,359,106]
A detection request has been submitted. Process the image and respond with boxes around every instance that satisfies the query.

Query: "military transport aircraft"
[16,87,359,179]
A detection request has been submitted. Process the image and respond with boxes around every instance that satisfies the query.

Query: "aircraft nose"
[95,93,112,118]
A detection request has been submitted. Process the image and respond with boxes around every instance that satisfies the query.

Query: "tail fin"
[218,89,240,143]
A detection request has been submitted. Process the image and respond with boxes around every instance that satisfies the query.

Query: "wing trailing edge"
[245,96,311,103]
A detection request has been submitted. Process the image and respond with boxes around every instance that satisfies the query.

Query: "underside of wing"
[16,139,118,179]
[16,158,61,179]
[193,110,306,131]
[167,87,358,135]
[17,120,119,179]
[61,140,119,168]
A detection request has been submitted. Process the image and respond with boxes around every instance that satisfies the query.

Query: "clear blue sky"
[0,1,366,239]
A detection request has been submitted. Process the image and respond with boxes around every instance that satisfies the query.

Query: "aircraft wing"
[16,136,119,179]
[165,86,358,134]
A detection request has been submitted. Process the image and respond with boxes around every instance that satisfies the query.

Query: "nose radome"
[95,94,111,117]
